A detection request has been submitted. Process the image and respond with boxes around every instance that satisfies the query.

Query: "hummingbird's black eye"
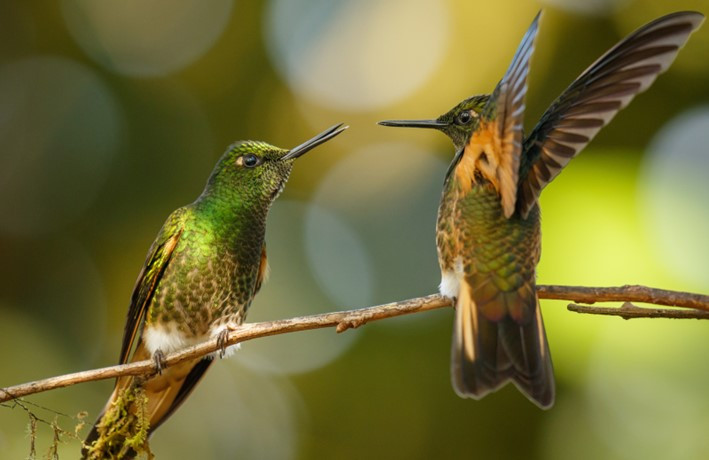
[239,154,261,168]
[456,111,473,125]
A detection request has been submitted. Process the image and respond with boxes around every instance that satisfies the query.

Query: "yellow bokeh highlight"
[537,148,676,382]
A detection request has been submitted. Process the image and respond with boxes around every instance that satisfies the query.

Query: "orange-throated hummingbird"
[379,11,703,408]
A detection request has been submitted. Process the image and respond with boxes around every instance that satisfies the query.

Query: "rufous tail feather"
[451,281,554,408]
[82,342,212,459]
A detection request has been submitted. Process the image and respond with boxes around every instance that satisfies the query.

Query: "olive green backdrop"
[1,0,707,459]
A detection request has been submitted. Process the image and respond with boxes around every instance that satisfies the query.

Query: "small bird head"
[378,95,489,152]
[202,124,347,207]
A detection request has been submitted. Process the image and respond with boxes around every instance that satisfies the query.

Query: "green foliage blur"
[1,0,708,459]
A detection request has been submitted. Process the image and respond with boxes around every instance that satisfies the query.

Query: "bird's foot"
[215,323,240,359]
[216,330,229,358]
[152,349,167,374]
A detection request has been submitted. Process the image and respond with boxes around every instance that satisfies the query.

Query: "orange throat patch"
[454,118,520,218]
[455,119,502,193]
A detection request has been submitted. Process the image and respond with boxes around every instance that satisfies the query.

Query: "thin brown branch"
[1,284,707,403]
[538,284,709,311]
[567,302,709,320]
[0,294,448,403]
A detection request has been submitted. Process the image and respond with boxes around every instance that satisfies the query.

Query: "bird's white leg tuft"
[439,256,464,299]
[143,324,189,356]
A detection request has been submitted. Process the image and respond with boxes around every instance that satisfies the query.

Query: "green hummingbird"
[82,124,347,458]
[380,11,703,408]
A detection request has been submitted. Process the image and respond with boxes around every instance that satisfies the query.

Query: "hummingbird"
[380,11,703,408]
[82,124,348,458]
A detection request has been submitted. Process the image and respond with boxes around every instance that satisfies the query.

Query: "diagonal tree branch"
[540,284,709,311]
[0,294,448,404]
[1,284,707,404]
[568,301,709,319]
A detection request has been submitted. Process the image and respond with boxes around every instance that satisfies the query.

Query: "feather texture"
[482,11,540,218]
[518,11,704,217]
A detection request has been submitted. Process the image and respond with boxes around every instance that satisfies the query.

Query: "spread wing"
[517,11,704,218]
[481,11,540,218]
[118,207,188,364]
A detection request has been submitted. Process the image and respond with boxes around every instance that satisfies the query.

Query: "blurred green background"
[1,0,708,458]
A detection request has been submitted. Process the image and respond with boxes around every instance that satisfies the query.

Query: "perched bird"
[83,124,347,458]
[379,11,703,408]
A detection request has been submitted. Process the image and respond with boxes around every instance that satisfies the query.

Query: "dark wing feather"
[483,11,541,218]
[118,207,187,364]
[254,244,268,294]
[517,11,704,218]
[149,358,214,434]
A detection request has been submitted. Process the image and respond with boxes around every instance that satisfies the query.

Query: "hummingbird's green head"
[201,124,347,207]
[378,95,490,152]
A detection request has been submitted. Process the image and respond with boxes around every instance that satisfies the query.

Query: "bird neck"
[193,189,269,241]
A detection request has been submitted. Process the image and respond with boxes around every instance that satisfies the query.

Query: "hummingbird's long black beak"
[378,119,447,129]
[282,123,348,160]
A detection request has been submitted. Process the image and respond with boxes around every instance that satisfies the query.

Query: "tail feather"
[451,282,554,408]
[82,342,213,459]
[500,302,554,407]
[149,357,212,433]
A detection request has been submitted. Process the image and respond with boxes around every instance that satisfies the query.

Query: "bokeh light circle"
[304,203,374,308]
[234,200,360,375]
[310,142,447,307]
[638,107,709,289]
[61,0,233,77]
[265,0,450,111]
[0,56,120,236]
